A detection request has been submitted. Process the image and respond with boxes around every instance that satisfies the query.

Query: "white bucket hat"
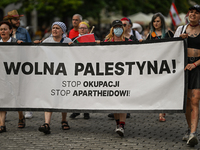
[132,23,142,33]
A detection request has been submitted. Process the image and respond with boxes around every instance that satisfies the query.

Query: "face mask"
[113,27,123,37]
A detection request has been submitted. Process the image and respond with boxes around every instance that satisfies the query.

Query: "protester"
[107,18,142,120]
[174,4,200,147]
[68,14,82,39]
[120,17,142,42]
[72,21,99,44]
[3,10,32,43]
[3,9,33,119]
[146,12,174,40]
[69,21,99,119]
[146,12,174,122]
[0,21,23,133]
[38,22,72,134]
[104,20,131,137]
[132,22,143,41]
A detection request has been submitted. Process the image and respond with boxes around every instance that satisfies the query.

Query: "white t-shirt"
[42,36,72,43]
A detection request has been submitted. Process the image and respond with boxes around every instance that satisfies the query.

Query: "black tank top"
[187,33,200,49]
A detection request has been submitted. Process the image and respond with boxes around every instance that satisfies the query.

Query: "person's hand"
[68,42,73,45]
[184,63,196,71]
[180,33,188,39]
[95,40,100,44]
[17,40,23,44]
[34,40,42,44]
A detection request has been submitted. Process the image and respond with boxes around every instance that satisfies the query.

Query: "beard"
[10,20,19,29]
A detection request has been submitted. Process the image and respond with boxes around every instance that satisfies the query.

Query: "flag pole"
[90,26,95,33]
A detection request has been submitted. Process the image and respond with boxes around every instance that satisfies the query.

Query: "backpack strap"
[133,30,136,37]
[180,25,185,34]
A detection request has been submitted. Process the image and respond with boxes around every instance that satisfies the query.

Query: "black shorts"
[188,57,200,89]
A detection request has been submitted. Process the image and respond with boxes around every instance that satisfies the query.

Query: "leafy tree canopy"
[0,0,199,22]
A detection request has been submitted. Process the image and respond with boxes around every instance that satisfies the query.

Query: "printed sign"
[0,39,186,112]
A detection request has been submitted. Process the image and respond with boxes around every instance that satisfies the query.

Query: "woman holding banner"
[69,21,94,119]
[146,12,174,122]
[38,22,71,134]
[174,4,200,147]
[104,20,131,137]
[0,21,23,133]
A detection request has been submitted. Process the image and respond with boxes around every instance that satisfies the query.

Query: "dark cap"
[189,5,200,12]
[111,20,123,27]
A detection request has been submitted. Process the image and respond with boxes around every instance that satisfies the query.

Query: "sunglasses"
[123,24,127,27]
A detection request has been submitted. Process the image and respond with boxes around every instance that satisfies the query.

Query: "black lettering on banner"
[115,62,124,75]
[147,61,158,74]
[96,63,104,76]
[136,61,146,75]
[55,63,67,75]
[62,81,67,87]
[51,89,70,96]
[35,62,42,75]
[125,62,135,75]
[3,62,21,75]
[172,59,176,73]
[75,63,84,75]
[105,62,114,75]
[62,81,81,87]
[44,62,54,75]
[84,63,95,75]
[159,60,171,74]
[72,90,130,97]
[82,81,120,87]
[22,62,33,75]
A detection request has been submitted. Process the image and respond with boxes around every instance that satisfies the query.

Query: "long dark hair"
[150,12,166,38]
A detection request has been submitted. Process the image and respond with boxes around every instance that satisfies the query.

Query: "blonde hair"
[79,21,90,28]
[105,26,125,41]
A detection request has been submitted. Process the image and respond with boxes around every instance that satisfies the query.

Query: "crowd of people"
[0,4,200,147]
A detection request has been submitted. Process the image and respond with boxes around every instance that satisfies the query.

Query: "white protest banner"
[0,39,186,112]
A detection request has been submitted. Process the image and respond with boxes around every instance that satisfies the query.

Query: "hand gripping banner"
[0,38,187,113]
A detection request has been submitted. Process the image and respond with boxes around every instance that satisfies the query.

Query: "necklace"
[189,23,199,27]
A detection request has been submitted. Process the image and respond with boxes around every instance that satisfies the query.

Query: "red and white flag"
[73,33,95,43]
[169,2,181,26]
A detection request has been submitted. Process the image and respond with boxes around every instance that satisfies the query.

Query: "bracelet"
[193,63,197,67]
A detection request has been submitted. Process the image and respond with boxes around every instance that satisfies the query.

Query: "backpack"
[129,30,139,41]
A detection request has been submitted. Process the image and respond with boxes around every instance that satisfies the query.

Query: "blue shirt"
[16,27,32,42]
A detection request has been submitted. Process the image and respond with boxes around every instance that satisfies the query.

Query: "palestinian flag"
[73,33,95,43]
[169,2,181,26]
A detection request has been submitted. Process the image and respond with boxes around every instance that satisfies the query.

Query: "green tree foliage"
[105,0,194,16]
[0,0,199,22]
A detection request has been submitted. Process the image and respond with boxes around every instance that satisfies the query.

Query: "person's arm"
[146,33,150,40]
[168,30,174,38]
[135,31,142,41]
[174,25,188,39]
[26,30,32,42]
